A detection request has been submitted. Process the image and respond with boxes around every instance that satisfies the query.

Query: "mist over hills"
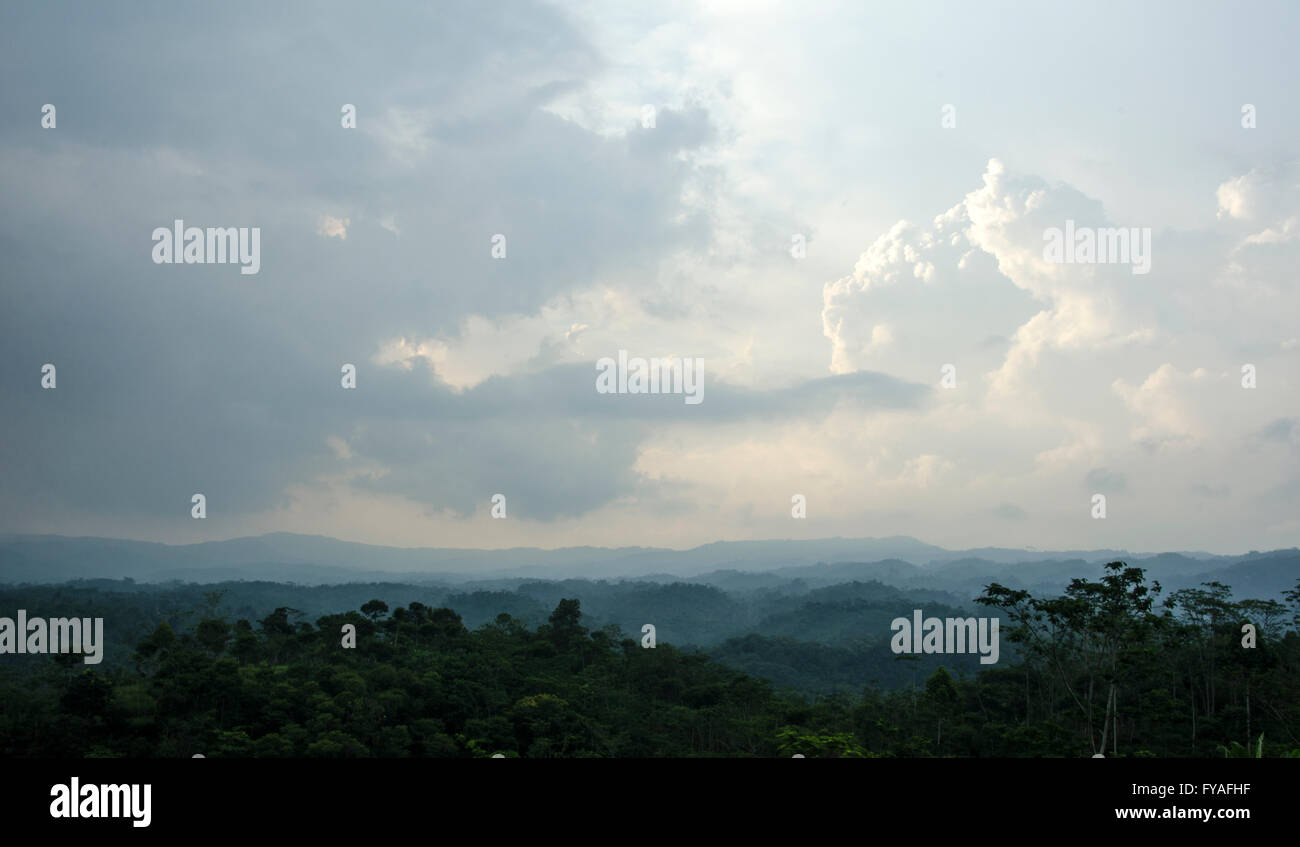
[2,531,1297,699]
[0,531,1294,600]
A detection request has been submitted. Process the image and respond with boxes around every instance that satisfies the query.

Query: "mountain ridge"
[1,531,1293,597]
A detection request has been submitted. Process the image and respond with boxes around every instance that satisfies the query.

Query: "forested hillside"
[0,576,988,692]
[1,562,1298,757]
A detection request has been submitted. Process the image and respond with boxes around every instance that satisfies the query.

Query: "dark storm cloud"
[341,363,925,519]
[0,2,924,526]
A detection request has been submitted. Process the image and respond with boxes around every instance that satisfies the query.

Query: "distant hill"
[0,531,1295,600]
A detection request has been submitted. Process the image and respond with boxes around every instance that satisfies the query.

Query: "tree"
[980,561,1166,756]
[1168,582,1233,722]
[923,666,960,751]
[360,599,389,622]
[195,618,231,656]
[546,598,588,654]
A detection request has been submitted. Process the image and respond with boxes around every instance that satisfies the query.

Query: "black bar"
[6,758,1285,835]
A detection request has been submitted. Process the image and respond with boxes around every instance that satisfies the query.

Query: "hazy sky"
[1,1,1297,553]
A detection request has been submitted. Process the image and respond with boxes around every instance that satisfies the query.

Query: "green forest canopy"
[1,561,1298,758]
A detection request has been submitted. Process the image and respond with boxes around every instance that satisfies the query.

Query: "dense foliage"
[1,562,1297,757]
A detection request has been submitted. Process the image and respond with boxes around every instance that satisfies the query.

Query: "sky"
[1,0,1297,554]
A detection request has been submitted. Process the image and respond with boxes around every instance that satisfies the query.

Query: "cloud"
[366,107,436,167]
[1216,163,1300,226]
[2,5,1300,554]
[810,156,1300,551]
[1112,364,1209,450]
[821,159,1168,402]
[317,215,350,240]
[0,1,724,537]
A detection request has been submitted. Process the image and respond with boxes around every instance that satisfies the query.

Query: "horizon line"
[4,528,1291,559]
